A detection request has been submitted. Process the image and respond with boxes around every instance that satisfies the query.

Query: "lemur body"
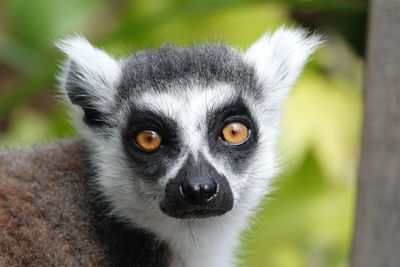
[0,140,169,266]
[0,28,320,267]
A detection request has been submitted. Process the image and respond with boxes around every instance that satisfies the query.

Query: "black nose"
[180,181,218,205]
[161,153,234,218]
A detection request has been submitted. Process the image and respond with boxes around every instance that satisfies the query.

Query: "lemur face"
[115,45,264,219]
[58,29,320,224]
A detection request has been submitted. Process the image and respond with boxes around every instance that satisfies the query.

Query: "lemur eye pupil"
[222,122,249,144]
[136,130,162,151]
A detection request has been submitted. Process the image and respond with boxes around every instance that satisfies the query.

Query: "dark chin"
[159,204,231,219]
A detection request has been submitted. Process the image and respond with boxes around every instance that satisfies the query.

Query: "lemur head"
[58,28,320,229]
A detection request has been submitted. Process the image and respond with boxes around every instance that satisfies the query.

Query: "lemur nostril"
[180,182,217,204]
[201,183,217,199]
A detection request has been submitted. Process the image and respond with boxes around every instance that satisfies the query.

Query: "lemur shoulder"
[0,140,169,266]
[0,28,321,267]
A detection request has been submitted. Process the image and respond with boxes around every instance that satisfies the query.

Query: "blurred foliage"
[0,0,365,266]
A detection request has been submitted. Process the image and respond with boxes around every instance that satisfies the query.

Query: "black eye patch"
[122,106,181,180]
[207,97,259,172]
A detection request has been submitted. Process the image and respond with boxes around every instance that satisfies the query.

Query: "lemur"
[0,28,320,267]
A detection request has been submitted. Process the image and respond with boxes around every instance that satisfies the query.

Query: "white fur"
[58,28,321,267]
[245,27,322,105]
[56,35,121,111]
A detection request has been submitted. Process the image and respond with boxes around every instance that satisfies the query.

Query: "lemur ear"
[245,27,322,103]
[56,36,121,127]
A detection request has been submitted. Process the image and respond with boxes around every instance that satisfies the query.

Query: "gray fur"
[117,44,261,100]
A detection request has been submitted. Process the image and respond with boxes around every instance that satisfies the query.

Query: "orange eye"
[222,122,249,144]
[135,130,162,151]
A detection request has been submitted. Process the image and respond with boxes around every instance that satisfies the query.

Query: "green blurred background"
[0,0,366,266]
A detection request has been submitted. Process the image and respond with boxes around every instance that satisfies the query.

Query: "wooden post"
[351,0,400,266]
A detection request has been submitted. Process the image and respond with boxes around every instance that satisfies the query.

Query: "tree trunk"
[351,0,400,266]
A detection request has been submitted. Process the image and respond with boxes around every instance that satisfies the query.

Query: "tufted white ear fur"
[56,35,121,112]
[245,27,322,103]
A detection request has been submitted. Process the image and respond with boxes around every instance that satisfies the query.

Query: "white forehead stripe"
[136,84,238,154]
[138,84,237,121]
